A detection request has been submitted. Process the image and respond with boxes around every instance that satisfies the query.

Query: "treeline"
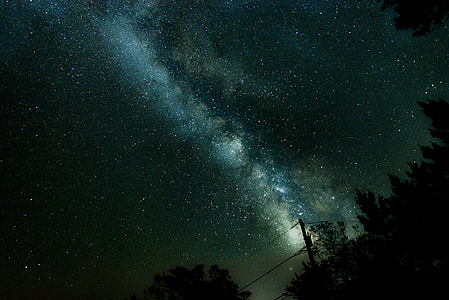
[119,98,448,300]
[286,99,449,299]
[116,264,250,300]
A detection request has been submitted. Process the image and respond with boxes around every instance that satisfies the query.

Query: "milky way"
[2,0,448,299]
[96,1,364,253]
[100,11,310,250]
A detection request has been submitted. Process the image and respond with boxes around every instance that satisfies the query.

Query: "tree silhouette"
[357,99,449,267]
[286,221,356,300]
[144,264,251,300]
[287,99,449,299]
[309,221,347,258]
[372,0,449,36]
[349,99,449,299]
[353,99,449,298]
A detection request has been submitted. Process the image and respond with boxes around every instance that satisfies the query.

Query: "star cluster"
[1,1,448,299]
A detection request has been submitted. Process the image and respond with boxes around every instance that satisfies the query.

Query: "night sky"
[1,1,448,299]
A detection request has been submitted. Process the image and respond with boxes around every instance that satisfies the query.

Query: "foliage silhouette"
[286,221,351,300]
[143,264,251,300]
[287,99,449,299]
[357,99,449,269]
[372,0,449,36]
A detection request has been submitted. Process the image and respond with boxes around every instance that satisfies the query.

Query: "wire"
[228,220,301,271]
[307,217,359,226]
[273,294,292,300]
[233,218,361,296]
[263,219,301,249]
[238,246,306,292]
[229,217,358,271]
[272,294,287,300]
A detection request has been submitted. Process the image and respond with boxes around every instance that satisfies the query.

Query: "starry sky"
[1,1,448,299]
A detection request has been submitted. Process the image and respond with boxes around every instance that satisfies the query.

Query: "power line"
[273,294,292,300]
[229,217,359,271]
[228,220,301,271]
[262,219,301,250]
[307,217,359,226]
[238,246,306,292]
[234,218,361,296]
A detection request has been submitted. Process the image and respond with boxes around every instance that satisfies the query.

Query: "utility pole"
[299,219,316,268]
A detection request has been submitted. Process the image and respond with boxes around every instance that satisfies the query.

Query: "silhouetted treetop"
[287,99,449,300]
[356,98,449,267]
[144,264,251,300]
[373,0,449,36]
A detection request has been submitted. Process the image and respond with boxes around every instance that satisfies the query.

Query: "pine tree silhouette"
[144,265,251,300]
[287,99,449,300]
[353,99,449,298]
[356,99,449,268]
[373,0,449,36]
